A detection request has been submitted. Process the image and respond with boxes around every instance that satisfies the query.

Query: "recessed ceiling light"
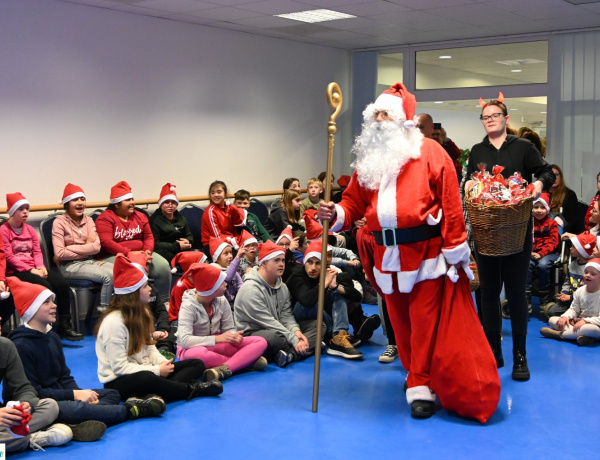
[511,69,522,73]
[275,9,356,23]
[434,101,443,104]
[439,55,452,59]
[541,111,547,114]
[510,108,518,111]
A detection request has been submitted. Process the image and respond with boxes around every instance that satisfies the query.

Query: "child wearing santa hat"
[274,226,301,283]
[95,254,223,403]
[209,236,245,309]
[176,263,268,381]
[235,230,260,279]
[6,277,166,441]
[52,183,114,314]
[540,258,600,345]
[149,183,194,263]
[95,181,172,309]
[201,180,247,248]
[544,231,597,318]
[168,252,207,323]
[1,193,82,341]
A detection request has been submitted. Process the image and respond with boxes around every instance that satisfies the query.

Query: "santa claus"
[319,83,499,421]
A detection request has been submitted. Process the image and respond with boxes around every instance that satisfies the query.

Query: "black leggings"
[476,226,533,338]
[13,270,72,316]
[104,359,205,403]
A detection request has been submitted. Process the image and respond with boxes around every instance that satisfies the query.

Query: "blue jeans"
[293,291,349,335]
[56,388,128,425]
[527,253,559,291]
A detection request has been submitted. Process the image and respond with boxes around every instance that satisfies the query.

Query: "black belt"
[373,224,441,247]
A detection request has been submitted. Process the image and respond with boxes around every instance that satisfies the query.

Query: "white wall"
[0,0,351,211]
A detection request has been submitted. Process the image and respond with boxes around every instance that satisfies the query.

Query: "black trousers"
[104,359,205,403]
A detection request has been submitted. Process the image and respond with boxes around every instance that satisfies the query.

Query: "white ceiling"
[57,0,600,50]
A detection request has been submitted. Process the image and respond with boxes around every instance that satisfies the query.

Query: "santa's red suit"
[327,82,499,422]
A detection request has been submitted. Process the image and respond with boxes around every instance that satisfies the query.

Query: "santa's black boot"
[57,315,84,341]
[512,335,530,381]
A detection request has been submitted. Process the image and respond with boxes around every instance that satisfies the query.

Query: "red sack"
[430,271,501,423]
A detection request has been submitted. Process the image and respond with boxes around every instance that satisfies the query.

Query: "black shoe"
[68,420,107,442]
[354,314,381,343]
[411,400,435,419]
[348,334,361,347]
[500,300,510,319]
[362,292,378,305]
[186,380,223,400]
[57,315,84,341]
[125,394,166,419]
[403,380,408,392]
[512,351,530,381]
[275,350,292,368]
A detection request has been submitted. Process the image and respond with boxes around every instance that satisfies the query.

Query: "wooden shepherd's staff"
[312,82,342,413]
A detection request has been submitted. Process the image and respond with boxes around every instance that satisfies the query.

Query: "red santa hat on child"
[585,258,600,273]
[570,231,597,258]
[533,193,551,213]
[363,82,417,128]
[276,225,294,244]
[158,183,178,207]
[109,181,133,204]
[258,240,285,264]
[6,277,54,324]
[128,252,149,276]
[60,183,86,205]
[304,240,324,262]
[170,251,207,274]
[180,263,226,297]
[113,253,148,295]
[209,237,231,262]
[237,229,257,248]
[6,192,29,217]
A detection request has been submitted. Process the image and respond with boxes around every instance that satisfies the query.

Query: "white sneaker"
[379,345,398,363]
[29,423,73,451]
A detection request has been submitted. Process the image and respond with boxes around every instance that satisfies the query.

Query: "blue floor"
[7,304,600,459]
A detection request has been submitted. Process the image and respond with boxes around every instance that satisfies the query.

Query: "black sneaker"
[348,334,361,347]
[68,420,107,442]
[275,350,291,368]
[354,314,381,342]
[327,331,363,359]
[125,394,166,419]
[187,380,223,400]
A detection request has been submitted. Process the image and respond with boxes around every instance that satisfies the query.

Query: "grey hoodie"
[234,267,300,347]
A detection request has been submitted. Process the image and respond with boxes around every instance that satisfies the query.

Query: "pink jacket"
[0,223,45,275]
[52,213,101,262]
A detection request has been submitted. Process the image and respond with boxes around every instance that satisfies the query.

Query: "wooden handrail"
[0,188,340,214]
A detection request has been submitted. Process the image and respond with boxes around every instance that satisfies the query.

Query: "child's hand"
[295,333,309,355]
[557,293,570,302]
[216,332,241,344]
[557,317,569,330]
[177,239,192,250]
[573,319,587,332]
[561,232,575,241]
[0,406,24,428]
[532,252,541,260]
[232,331,244,344]
[236,246,247,259]
[74,390,99,404]
[144,250,153,263]
[86,233,98,244]
[159,359,175,377]
[153,331,168,341]
[289,237,299,252]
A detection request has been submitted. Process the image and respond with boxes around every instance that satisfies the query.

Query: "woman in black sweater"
[464,97,555,382]
[548,164,581,233]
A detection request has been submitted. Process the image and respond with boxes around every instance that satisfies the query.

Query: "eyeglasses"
[592,209,600,214]
[480,112,505,122]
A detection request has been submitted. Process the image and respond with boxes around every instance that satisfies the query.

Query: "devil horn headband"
[479,92,505,108]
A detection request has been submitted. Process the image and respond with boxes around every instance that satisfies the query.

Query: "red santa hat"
[158,183,178,207]
[128,252,149,276]
[60,183,86,205]
[209,237,231,262]
[6,192,30,217]
[258,240,285,264]
[304,240,324,262]
[585,258,600,273]
[365,82,417,129]
[180,263,226,297]
[6,277,54,324]
[533,193,550,213]
[113,253,148,295]
[237,229,258,248]
[109,181,133,204]
[170,251,207,274]
[571,231,597,258]
[276,225,293,244]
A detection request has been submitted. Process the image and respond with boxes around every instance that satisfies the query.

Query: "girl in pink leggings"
[176,263,267,381]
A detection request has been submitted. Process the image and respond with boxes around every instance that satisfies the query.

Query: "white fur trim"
[447,265,459,283]
[442,241,471,266]
[8,199,29,216]
[131,262,149,276]
[158,194,178,206]
[585,261,600,273]
[426,209,442,225]
[571,236,589,257]
[373,267,393,295]
[21,290,54,324]
[61,191,85,205]
[259,249,285,264]
[212,242,230,261]
[381,247,401,272]
[242,236,258,247]
[533,196,550,212]
[114,274,148,295]
[304,250,322,262]
[110,192,133,204]
[234,209,248,227]
[377,172,398,228]
[396,254,447,293]
[197,271,226,297]
[0,290,10,300]
[329,204,346,233]
[406,385,436,404]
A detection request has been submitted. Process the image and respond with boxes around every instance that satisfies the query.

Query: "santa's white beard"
[351,120,423,191]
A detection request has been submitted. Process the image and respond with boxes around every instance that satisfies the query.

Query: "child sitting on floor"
[545,231,596,318]
[540,258,600,346]
[209,237,245,309]
[6,277,163,441]
[176,263,268,382]
[235,230,260,279]
[168,251,207,325]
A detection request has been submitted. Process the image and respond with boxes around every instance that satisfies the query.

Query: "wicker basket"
[466,196,533,257]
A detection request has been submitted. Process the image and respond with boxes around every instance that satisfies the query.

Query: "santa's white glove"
[446,260,474,283]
